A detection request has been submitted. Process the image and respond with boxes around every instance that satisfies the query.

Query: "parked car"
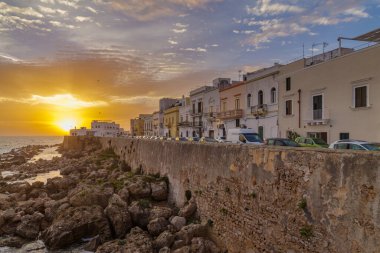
[226,128,263,145]
[215,136,227,143]
[266,138,300,147]
[187,137,200,142]
[175,137,188,142]
[329,140,380,151]
[295,137,328,148]
[199,137,218,143]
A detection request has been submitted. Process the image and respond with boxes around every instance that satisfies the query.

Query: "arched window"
[258,90,264,105]
[271,87,276,103]
[247,94,251,107]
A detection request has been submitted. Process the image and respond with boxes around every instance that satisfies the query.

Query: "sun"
[56,118,77,132]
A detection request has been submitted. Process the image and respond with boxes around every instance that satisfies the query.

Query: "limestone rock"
[104,194,132,238]
[178,199,197,219]
[128,201,151,228]
[190,237,220,253]
[159,246,171,253]
[175,224,208,244]
[117,186,130,203]
[172,246,191,253]
[153,230,175,249]
[170,216,186,231]
[147,217,169,236]
[42,205,112,249]
[68,184,112,209]
[15,211,44,239]
[151,181,168,201]
[127,179,151,199]
[149,206,173,221]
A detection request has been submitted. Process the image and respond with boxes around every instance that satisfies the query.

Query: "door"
[258,126,264,140]
[313,95,323,120]
[209,130,214,138]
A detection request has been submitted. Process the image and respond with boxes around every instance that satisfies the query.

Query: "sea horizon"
[0,136,64,154]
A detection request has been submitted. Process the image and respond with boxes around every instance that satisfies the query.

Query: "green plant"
[288,131,300,141]
[185,190,192,201]
[300,225,313,239]
[207,219,214,227]
[220,208,228,216]
[249,191,257,199]
[138,199,151,208]
[111,179,125,191]
[99,148,118,160]
[298,198,307,210]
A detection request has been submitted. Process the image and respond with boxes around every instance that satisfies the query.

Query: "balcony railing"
[203,112,217,121]
[193,122,203,128]
[216,109,243,120]
[178,121,192,127]
[251,104,268,116]
[304,109,330,126]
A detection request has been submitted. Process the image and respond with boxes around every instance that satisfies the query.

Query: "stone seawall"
[63,136,380,253]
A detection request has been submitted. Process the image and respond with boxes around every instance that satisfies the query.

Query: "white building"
[143,114,154,136]
[244,64,281,139]
[178,96,192,138]
[202,86,220,138]
[69,127,95,136]
[91,120,124,137]
[152,111,164,137]
[189,86,215,137]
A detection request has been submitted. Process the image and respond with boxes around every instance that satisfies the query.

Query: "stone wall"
[63,136,380,253]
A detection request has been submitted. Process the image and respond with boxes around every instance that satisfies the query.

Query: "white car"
[329,140,380,151]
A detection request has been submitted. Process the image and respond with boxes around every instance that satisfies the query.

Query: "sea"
[0,136,64,154]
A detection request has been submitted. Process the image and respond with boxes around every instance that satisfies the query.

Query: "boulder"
[117,186,130,203]
[127,179,151,199]
[153,231,175,249]
[151,181,168,201]
[0,236,29,248]
[42,205,112,249]
[149,206,173,221]
[159,246,171,253]
[147,217,169,236]
[178,199,197,219]
[190,237,221,253]
[104,194,132,238]
[170,216,186,231]
[15,211,44,239]
[68,184,112,209]
[172,246,191,253]
[175,224,208,244]
[128,201,151,228]
[84,235,102,252]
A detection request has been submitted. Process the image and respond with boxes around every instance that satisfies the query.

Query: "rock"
[97,227,153,253]
[84,235,102,252]
[104,194,132,238]
[178,199,197,219]
[172,246,191,253]
[0,236,29,248]
[170,216,187,231]
[127,179,151,199]
[153,231,175,249]
[147,217,169,236]
[175,224,208,244]
[128,201,151,228]
[15,211,44,239]
[159,246,171,253]
[149,206,173,221]
[204,239,221,253]
[172,240,186,250]
[117,186,130,203]
[151,181,168,201]
[68,184,112,209]
[190,237,207,253]
[20,240,47,253]
[42,205,112,249]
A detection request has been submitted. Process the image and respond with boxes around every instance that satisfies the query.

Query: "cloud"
[49,21,77,29]
[56,0,80,9]
[246,0,304,16]
[181,47,207,52]
[175,23,189,28]
[172,28,187,33]
[0,2,44,18]
[86,6,98,14]
[38,6,67,16]
[75,16,93,22]
[343,7,369,18]
[110,95,161,106]
[168,39,178,45]
[0,94,108,108]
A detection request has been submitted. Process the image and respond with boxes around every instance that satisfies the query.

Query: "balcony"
[190,110,203,117]
[193,122,203,128]
[251,104,268,117]
[178,121,192,127]
[203,112,217,121]
[304,110,330,126]
[216,109,243,120]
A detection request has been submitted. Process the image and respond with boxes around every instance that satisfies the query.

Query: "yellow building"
[130,118,144,136]
[164,106,180,137]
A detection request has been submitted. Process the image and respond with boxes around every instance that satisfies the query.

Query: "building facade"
[189,86,215,137]
[202,87,220,138]
[178,96,192,138]
[217,82,246,137]
[244,64,281,140]
[69,127,95,136]
[91,120,124,137]
[278,43,380,143]
[152,111,164,137]
[164,105,180,138]
[143,114,154,136]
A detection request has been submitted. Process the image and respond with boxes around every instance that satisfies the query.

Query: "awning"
[352,28,380,43]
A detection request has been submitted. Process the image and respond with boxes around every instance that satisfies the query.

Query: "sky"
[0,0,379,135]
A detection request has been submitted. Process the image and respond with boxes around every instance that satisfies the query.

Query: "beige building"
[164,105,180,138]
[278,43,380,143]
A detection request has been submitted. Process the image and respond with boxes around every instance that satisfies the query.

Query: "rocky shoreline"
[0,143,221,252]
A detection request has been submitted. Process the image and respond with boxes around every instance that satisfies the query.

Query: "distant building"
[130,114,151,136]
[189,86,215,137]
[143,114,154,136]
[69,127,95,136]
[202,86,220,138]
[178,96,192,138]
[164,103,180,138]
[152,111,164,136]
[91,120,124,137]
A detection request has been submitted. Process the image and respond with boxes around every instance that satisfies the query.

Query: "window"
[258,126,264,140]
[286,77,291,91]
[198,101,203,113]
[271,88,276,103]
[285,100,292,115]
[192,103,196,113]
[235,119,240,127]
[235,97,240,109]
[312,94,323,120]
[350,144,365,150]
[222,101,227,112]
[339,133,349,140]
[247,94,251,107]
[354,85,368,108]
[258,90,263,105]
[209,106,214,113]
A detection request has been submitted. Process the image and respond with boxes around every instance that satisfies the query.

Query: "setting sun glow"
[56,119,77,132]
